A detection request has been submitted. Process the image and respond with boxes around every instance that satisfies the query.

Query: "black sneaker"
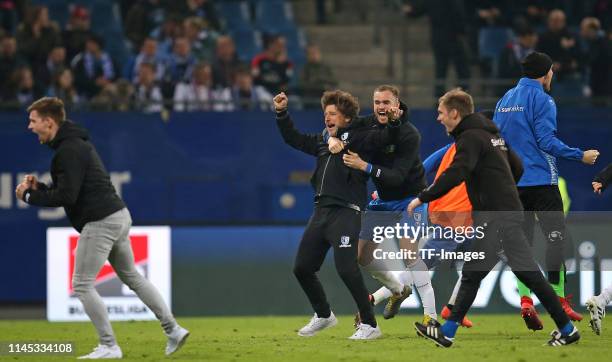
[545,326,580,347]
[414,319,454,348]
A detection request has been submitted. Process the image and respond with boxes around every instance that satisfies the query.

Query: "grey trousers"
[72,208,177,346]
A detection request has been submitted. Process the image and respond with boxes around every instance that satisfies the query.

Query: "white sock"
[448,273,462,306]
[372,286,394,305]
[601,283,612,305]
[398,270,414,287]
[407,259,437,319]
[364,266,403,295]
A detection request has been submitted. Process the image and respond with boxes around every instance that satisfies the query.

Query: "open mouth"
[376,110,388,118]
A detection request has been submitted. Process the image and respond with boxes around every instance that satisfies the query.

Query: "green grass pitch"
[1,314,610,361]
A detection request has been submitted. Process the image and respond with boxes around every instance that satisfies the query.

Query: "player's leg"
[393,203,435,321]
[328,207,380,339]
[535,187,582,320]
[293,208,335,336]
[516,187,544,329]
[357,210,404,295]
[398,236,436,322]
[72,212,123,358]
[500,219,579,346]
[107,208,187,355]
[414,221,499,347]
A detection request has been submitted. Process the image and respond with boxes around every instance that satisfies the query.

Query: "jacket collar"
[518,77,544,91]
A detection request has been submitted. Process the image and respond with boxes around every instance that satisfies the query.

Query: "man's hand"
[273,92,288,112]
[15,182,29,201]
[407,197,422,216]
[23,175,38,190]
[328,137,344,154]
[593,182,603,194]
[582,150,600,165]
[343,150,368,171]
[386,107,403,122]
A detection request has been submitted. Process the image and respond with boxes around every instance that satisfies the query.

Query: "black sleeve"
[370,127,421,187]
[594,163,612,192]
[507,147,524,184]
[345,119,400,154]
[418,131,482,202]
[275,110,321,156]
[36,182,50,191]
[24,146,87,207]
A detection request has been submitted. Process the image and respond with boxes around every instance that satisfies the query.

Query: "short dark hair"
[439,88,474,118]
[320,90,360,120]
[373,85,400,100]
[27,97,66,125]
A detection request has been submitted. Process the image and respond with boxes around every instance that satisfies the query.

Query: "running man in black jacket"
[15,97,189,358]
[274,90,400,340]
[407,89,579,347]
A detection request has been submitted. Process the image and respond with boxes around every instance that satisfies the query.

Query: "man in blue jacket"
[493,52,600,330]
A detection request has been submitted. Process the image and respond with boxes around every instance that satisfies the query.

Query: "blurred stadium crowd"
[397,0,612,100]
[0,0,609,112]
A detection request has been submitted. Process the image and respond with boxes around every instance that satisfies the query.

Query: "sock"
[448,274,462,306]
[517,277,532,298]
[550,266,565,298]
[407,260,437,319]
[560,322,574,336]
[600,283,612,305]
[398,270,414,287]
[372,286,393,305]
[366,269,403,295]
[441,320,459,338]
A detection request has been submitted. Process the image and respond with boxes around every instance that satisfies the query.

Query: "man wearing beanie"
[493,51,600,331]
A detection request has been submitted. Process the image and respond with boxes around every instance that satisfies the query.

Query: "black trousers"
[519,185,570,284]
[449,217,570,330]
[293,206,376,327]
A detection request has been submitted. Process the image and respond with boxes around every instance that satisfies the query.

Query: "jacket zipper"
[317,155,332,196]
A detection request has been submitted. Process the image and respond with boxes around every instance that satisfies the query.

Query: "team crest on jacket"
[340,132,349,141]
[339,235,352,247]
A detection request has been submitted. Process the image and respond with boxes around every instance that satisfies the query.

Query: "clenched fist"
[582,150,600,165]
[273,92,288,112]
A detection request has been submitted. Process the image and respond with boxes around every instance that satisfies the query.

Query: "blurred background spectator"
[173,62,231,112]
[47,67,80,108]
[251,34,293,95]
[579,16,612,99]
[62,5,92,63]
[212,35,244,88]
[133,62,163,113]
[537,9,580,81]
[299,44,337,108]
[71,35,116,99]
[16,5,61,69]
[231,66,272,111]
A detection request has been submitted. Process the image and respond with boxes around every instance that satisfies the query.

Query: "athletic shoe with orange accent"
[441,305,473,328]
[521,296,544,331]
[560,295,583,321]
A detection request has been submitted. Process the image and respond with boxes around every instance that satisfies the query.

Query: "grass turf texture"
[1,314,610,361]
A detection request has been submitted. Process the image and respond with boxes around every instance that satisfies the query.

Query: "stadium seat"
[253,0,294,32]
[31,0,69,27]
[479,27,514,77]
[230,29,263,62]
[216,0,252,31]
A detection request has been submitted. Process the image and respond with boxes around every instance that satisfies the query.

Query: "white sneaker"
[165,325,190,356]
[78,344,122,359]
[349,323,382,340]
[297,312,338,337]
[586,295,606,335]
